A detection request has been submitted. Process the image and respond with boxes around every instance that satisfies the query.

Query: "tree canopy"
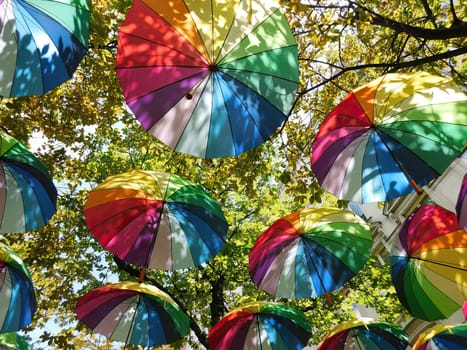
[0,0,465,349]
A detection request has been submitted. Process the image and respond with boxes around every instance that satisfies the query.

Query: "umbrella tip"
[208,64,219,72]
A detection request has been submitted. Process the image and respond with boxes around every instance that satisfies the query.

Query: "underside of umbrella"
[0,0,90,97]
[116,0,299,158]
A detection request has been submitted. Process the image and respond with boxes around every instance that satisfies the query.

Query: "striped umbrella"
[116,0,299,158]
[75,281,190,347]
[249,208,372,300]
[208,301,312,350]
[318,320,409,350]
[0,242,37,333]
[0,131,57,233]
[413,324,467,350]
[84,170,227,270]
[0,0,90,97]
[312,72,467,203]
[390,204,467,321]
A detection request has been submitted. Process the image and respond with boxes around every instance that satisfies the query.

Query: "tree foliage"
[0,0,465,348]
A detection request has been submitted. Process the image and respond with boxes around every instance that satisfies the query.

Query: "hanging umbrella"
[249,208,372,300]
[0,131,57,233]
[208,301,312,350]
[83,170,227,270]
[390,204,467,321]
[0,242,37,333]
[413,324,467,350]
[0,333,32,350]
[311,72,467,203]
[75,281,190,347]
[317,319,409,350]
[116,0,299,159]
[0,0,90,97]
[455,173,467,230]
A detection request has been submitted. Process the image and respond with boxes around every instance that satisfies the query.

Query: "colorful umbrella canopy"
[83,170,227,270]
[0,0,90,97]
[0,131,57,233]
[0,333,32,350]
[208,301,312,350]
[390,204,467,321]
[317,319,409,350]
[413,324,467,350]
[312,72,467,203]
[249,208,372,299]
[455,173,467,230]
[0,242,37,333]
[76,281,190,347]
[116,0,299,159]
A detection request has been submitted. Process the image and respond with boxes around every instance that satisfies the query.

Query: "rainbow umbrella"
[318,319,409,350]
[390,204,467,321]
[83,170,227,270]
[249,208,372,300]
[0,0,90,97]
[312,72,467,203]
[116,0,299,159]
[0,242,37,333]
[0,131,57,233]
[455,173,467,230]
[413,324,467,350]
[76,281,190,347]
[208,302,312,350]
[0,333,32,350]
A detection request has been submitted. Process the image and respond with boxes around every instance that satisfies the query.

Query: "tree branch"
[296,46,467,97]
[352,1,467,39]
[419,0,438,28]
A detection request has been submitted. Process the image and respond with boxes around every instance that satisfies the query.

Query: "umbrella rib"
[309,232,372,254]
[213,70,284,142]
[379,121,464,148]
[17,1,88,76]
[221,62,300,85]
[411,256,467,271]
[172,75,210,152]
[215,7,288,65]
[255,315,264,350]
[305,246,331,296]
[123,295,142,349]
[174,0,211,62]
[117,32,209,66]
[143,202,166,268]
[372,128,425,190]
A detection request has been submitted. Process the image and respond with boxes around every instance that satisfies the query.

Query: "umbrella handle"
[138,267,146,283]
[409,179,423,195]
[325,292,333,307]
